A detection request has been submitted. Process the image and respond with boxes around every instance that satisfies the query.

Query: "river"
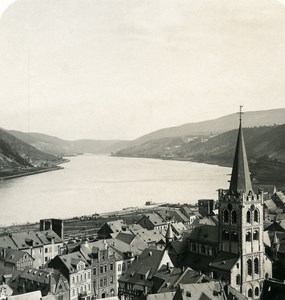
[0,154,231,226]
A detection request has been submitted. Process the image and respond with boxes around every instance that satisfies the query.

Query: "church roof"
[209,252,239,272]
[228,119,252,195]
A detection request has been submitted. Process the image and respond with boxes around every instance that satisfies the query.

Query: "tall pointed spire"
[229,106,252,195]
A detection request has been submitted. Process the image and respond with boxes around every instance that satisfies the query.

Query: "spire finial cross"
[238,105,244,123]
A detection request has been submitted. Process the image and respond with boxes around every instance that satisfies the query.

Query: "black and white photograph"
[1,0,285,299]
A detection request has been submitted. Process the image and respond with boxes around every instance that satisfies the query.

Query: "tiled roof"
[174,282,226,300]
[19,267,68,287]
[264,199,278,210]
[187,225,218,245]
[115,232,136,244]
[134,228,166,245]
[138,214,167,227]
[209,252,239,271]
[0,236,17,249]
[0,267,21,284]
[119,248,171,284]
[0,247,34,264]
[58,251,89,272]
[9,232,43,249]
[156,210,189,223]
[35,230,62,245]
[106,236,146,257]
[106,220,127,233]
[181,253,214,273]
[154,266,204,294]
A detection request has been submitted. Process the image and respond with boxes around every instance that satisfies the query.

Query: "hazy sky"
[1,0,285,140]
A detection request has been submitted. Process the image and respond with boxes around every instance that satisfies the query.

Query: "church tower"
[218,107,272,299]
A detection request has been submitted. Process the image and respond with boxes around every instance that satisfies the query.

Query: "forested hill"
[115,124,285,186]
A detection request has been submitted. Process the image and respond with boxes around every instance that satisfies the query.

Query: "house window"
[223,209,229,223]
[247,211,251,223]
[88,284,91,291]
[110,276,113,284]
[231,210,237,224]
[254,258,259,274]
[110,263,114,271]
[93,268,97,276]
[247,259,252,276]
[104,265,107,273]
[122,263,126,271]
[253,230,259,240]
[118,264,121,272]
[236,275,240,285]
[72,277,75,284]
[100,279,103,287]
[192,243,197,252]
[104,277,107,286]
[88,272,90,279]
[201,245,206,254]
[255,287,259,297]
[45,248,48,253]
[100,266,103,273]
[72,289,75,296]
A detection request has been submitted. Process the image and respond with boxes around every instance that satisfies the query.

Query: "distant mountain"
[8,130,130,156]
[115,124,285,186]
[0,128,60,169]
[131,108,285,146]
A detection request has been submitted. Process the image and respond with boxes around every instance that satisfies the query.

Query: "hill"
[0,128,63,177]
[115,124,285,186]
[9,130,130,156]
[131,108,285,146]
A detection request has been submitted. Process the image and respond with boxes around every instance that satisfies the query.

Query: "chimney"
[166,262,170,270]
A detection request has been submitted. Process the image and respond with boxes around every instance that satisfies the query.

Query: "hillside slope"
[116,124,285,185]
[9,130,130,156]
[131,108,285,146]
[0,128,60,168]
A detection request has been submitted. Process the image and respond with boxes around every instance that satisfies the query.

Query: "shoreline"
[0,165,64,181]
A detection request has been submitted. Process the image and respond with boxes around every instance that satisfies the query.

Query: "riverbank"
[0,165,64,180]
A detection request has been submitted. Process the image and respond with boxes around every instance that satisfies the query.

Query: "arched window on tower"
[223,209,229,223]
[231,231,238,242]
[248,288,253,298]
[253,230,259,240]
[255,287,259,297]
[222,230,229,241]
[247,259,252,276]
[246,231,252,242]
[247,211,251,223]
[236,275,241,285]
[254,209,259,222]
[231,210,237,224]
[254,258,259,274]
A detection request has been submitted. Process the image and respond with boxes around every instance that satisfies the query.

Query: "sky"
[0,0,285,140]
